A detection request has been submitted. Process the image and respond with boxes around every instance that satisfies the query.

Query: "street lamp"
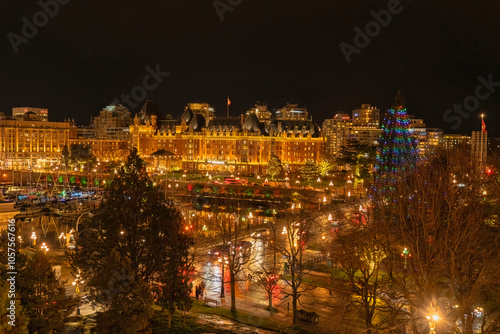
[72,273,84,316]
[218,256,228,297]
[40,242,49,253]
[76,211,94,233]
[426,314,439,334]
[30,231,37,247]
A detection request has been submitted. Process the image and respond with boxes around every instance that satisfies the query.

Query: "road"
[193,233,359,333]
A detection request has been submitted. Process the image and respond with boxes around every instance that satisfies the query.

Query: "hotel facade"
[129,101,325,174]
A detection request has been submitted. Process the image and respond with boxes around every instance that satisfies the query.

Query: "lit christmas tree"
[373,91,419,201]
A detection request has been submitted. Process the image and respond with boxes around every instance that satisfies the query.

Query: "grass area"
[149,309,227,334]
[190,301,281,331]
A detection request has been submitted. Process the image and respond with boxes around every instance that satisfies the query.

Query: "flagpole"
[227,95,229,117]
[480,113,484,164]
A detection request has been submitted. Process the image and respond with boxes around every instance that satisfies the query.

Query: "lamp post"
[76,211,94,233]
[40,242,49,253]
[72,273,84,316]
[218,256,228,297]
[266,209,277,268]
[426,314,439,334]
[30,231,37,247]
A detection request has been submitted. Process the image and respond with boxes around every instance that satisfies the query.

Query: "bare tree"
[272,191,320,324]
[255,262,281,311]
[372,148,500,334]
[329,218,394,331]
[200,197,256,316]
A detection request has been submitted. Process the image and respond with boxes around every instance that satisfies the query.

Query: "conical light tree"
[373,91,419,202]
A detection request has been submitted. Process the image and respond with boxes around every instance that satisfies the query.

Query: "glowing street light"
[426,314,439,334]
[73,273,84,315]
[31,231,37,247]
[40,242,49,253]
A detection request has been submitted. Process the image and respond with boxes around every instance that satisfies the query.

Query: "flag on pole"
[227,96,231,106]
[482,118,487,132]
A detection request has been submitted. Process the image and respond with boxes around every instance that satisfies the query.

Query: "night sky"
[2,0,499,136]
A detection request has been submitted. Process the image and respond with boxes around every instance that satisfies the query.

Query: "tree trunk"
[268,292,273,311]
[230,271,236,315]
[292,288,298,324]
[168,312,172,328]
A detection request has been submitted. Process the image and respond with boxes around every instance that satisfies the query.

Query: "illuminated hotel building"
[0,108,72,168]
[130,102,325,174]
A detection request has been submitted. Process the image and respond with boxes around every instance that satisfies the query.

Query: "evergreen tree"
[0,279,30,333]
[69,148,192,330]
[337,140,376,181]
[300,160,319,185]
[17,250,76,334]
[69,143,96,171]
[373,91,418,200]
[94,249,153,334]
[156,239,194,328]
[266,155,283,180]
[61,144,70,167]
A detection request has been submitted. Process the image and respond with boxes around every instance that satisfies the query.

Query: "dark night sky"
[1,0,499,136]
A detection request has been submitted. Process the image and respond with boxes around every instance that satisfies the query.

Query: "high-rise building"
[246,103,272,123]
[352,104,380,127]
[471,130,487,164]
[442,134,470,150]
[275,103,309,121]
[424,128,443,154]
[12,107,49,122]
[322,114,352,159]
[93,104,132,140]
[184,103,215,120]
